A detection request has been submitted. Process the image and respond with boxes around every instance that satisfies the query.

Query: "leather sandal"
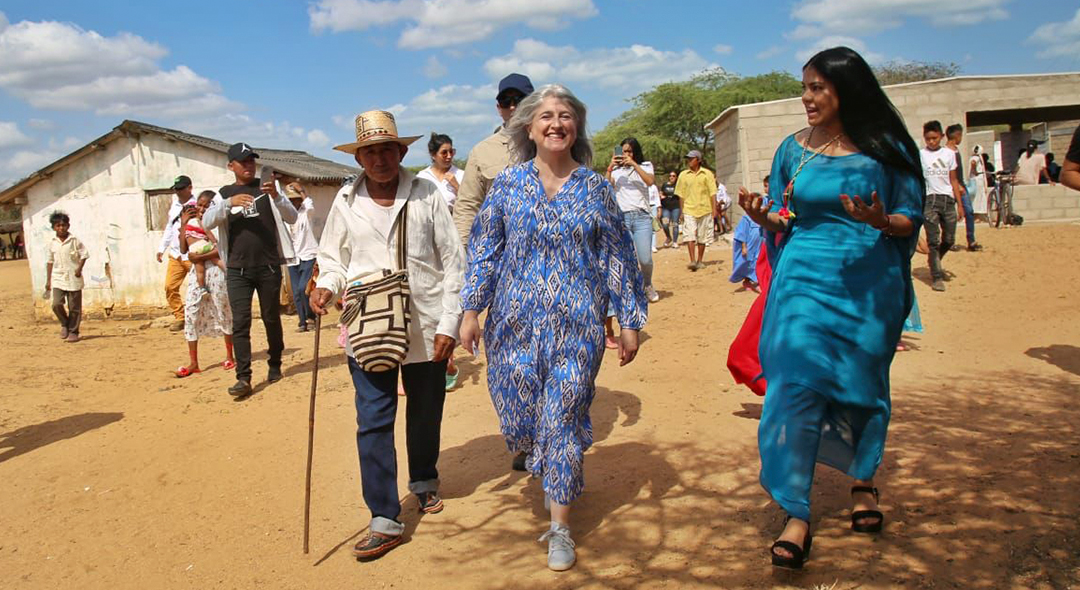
[851,485,884,533]
[771,516,812,570]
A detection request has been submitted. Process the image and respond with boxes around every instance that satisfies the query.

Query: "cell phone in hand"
[613,145,623,165]
[259,165,275,191]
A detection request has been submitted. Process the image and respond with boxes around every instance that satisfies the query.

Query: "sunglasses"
[497,94,525,109]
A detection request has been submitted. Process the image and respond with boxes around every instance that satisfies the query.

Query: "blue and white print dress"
[461,162,648,505]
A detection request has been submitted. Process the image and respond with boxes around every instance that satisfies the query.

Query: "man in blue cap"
[452,72,533,246]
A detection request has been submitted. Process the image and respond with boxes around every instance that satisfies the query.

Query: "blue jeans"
[960,191,976,246]
[349,357,447,527]
[660,207,680,243]
[622,209,654,287]
[287,258,316,327]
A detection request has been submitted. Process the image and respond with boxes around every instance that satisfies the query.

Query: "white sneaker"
[651,246,658,253]
[539,523,576,571]
[646,285,659,303]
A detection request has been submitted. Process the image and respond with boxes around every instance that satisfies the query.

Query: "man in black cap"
[203,143,298,397]
[157,175,194,331]
[452,72,534,246]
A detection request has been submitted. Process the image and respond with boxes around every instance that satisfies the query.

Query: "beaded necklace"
[780,127,844,220]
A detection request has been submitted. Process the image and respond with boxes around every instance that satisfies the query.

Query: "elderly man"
[675,150,718,271]
[310,110,465,562]
[157,175,194,330]
[451,72,534,246]
[203,143,298,397]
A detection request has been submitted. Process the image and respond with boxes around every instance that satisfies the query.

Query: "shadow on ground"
[0,412,124,463]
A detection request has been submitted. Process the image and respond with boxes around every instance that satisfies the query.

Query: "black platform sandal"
[771,516,813,570]
[850,485,884,533]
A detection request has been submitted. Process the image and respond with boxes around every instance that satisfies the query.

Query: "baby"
[185,191,226,298]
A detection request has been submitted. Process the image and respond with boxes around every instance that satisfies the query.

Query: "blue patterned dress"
[759,135,924,521]
[461,162,648,504]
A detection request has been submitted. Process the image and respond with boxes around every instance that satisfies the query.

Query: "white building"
[0,120,358,319]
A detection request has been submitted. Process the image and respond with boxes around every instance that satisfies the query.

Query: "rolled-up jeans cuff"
[371,516,405,536]
[407,478,440,495]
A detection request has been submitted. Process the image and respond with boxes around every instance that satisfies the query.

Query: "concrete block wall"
[1010,184,1080,221]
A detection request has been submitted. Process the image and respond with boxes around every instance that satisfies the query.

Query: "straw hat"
[333,110,422,154]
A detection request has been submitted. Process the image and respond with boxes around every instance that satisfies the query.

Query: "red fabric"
[727,241,773,396]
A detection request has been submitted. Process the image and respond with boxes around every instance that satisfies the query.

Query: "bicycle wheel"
[988,188,1002,227]
[1001,182,1014,225]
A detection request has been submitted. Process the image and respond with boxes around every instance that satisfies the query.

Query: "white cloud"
[713,44,733,55]
[422,55,448,79]
[789,0,1009,39]
[27,118,55,130]
[306,129,330,147]
[0,121,33,150]
[1027,9,1080,60]
[795,35,885,64]
[0,17,239,119]
[483,39,714,93]
[756,45,785,60]
[308,0,598,49]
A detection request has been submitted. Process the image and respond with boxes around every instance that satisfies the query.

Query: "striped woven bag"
[340,203,412,372]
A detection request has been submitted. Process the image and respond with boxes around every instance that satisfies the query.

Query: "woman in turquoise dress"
[459,84,647,572]
[737,47,925,569]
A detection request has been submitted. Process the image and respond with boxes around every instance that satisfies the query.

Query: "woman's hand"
[839,191,887,227]
[310,287,334,316]
[446,175,460,191]
[738,186,771,225]
[459,311,481,356]
[618,329,639,366]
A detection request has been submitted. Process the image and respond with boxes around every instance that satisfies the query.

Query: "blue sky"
[1,0,1078,188]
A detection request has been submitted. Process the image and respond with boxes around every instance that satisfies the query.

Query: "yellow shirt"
[675,167,717,218]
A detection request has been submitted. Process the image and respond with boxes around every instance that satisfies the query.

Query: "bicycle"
[986,170,1014,228]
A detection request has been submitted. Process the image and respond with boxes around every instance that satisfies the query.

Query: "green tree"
[593,70,802,174]
[873,60,961,86]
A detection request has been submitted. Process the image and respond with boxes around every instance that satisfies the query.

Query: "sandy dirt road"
[1,222,1078,590]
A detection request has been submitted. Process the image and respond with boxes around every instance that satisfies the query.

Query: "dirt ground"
[1,222,1078,590]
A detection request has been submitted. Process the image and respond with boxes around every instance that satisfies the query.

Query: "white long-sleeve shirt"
[157,197,187,260]
[316,169,465,364]
[287,196,319,262]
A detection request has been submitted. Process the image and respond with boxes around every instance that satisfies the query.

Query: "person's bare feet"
[772,517,809,560]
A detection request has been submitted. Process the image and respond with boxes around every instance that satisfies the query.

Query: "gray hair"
[506,84,593,167]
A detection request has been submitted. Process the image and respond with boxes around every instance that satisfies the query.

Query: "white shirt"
[648,184,661,209]
[287,197,320,262]
[157,196,188,260]
[611,161,655,213]
[316,168,466,365]
[920,147,957,195]
[715,183,731,207]
[48,234,89,291]
[1015,151,1046,186]
[416,165,464,209]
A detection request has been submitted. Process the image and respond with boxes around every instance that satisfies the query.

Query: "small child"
[185,191,225,299]
[45,211,89,343]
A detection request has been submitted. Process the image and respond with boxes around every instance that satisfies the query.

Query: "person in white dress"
[968,145,989,217]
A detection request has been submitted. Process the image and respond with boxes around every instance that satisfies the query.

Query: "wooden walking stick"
[303,314,322,554]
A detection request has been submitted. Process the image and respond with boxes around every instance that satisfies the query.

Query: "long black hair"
[803,47,924,191]
[620,136,645,164]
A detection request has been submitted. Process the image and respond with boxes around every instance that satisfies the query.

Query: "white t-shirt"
[353,182,399,254]
[287,197,320,262]
[1014,152,1045,185]
[920,147,956,195]
[417,165,464,209]
[611,161,655,213]
[648,184,661,209]
[714,183,730,207]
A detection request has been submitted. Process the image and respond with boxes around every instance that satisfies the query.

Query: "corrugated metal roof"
[0,120,359,204]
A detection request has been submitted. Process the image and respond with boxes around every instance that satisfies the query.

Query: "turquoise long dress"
[758,134,923,521]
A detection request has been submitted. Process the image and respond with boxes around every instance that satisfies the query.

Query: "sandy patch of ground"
[1,222,1078,589]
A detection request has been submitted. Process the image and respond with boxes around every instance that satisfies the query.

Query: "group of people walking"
[41,44,1080,575]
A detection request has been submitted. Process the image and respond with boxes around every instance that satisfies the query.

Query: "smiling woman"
[459,84,647,572]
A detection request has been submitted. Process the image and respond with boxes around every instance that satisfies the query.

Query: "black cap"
[227,142,259,162]
[170,175,192,190]
[1026,139,1039,149]
[497,73,534,99]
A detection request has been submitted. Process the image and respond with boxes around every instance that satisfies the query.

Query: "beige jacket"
[316,169,465,365]
[452,128,512,247]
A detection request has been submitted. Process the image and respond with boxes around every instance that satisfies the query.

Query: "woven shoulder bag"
[339,202,412,372]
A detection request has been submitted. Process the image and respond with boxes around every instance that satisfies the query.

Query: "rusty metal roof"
[0,119,359,204]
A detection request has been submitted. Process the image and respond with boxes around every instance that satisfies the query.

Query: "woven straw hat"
[333,110,422,154]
